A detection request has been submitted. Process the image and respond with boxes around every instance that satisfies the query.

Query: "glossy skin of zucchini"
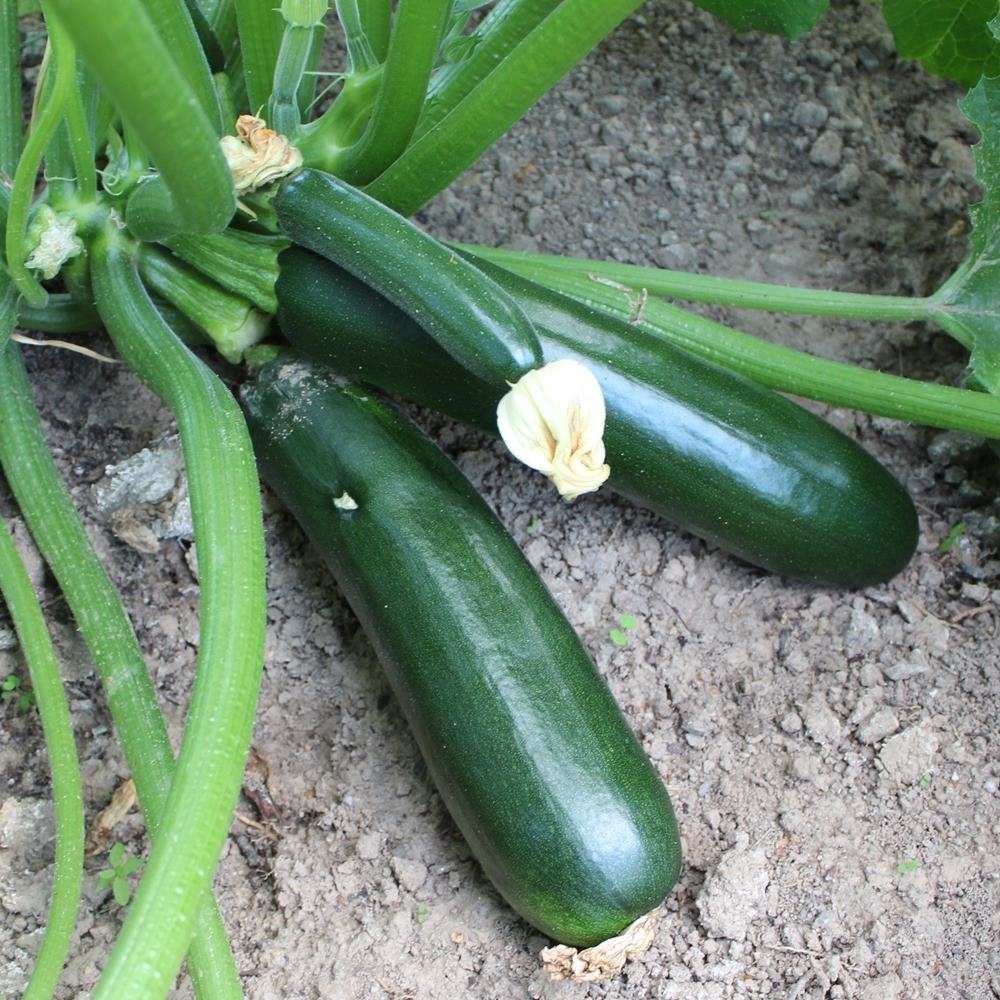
[274,246,919,588]
[242,359,681,947]
[273,169,543,383]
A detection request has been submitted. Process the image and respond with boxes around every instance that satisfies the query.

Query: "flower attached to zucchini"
[497,359,611,500]
[220,115,302,195]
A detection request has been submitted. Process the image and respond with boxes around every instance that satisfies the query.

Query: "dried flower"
[496,359,611,500]
[220,115,303,195]
[25,206,84,280]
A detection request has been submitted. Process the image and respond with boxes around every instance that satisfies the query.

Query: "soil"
[2,1,999,998]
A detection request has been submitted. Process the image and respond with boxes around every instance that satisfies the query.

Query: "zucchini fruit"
[274,245,919,588]
[273,169,543,383]
[242,358,681,947]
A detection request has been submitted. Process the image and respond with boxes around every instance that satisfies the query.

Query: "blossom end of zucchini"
[497,359,611,501]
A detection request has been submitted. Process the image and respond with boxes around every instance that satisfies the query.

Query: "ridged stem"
[317,0,450,184]
[459,243,936,322]
[366,0,644,213]
[89,225,265,1000]
[233,0,285,114]
[0,341,245,1000]
[0,281,84,1000]
[517,264,1000,439]
[47,0,235,239]
[414,0,561,140]
[0,0,21,176]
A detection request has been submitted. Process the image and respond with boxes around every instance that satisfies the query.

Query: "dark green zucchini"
[273,169,543,383]
[274,245,919,588]
[242,358,681,947]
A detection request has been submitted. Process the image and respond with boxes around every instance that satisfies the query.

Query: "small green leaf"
[112,875,132,906]
[416,902,427,924]
[108,842,125,867]
[938,521,966,554]
[618,613,637,631]
[691,0,829,40]
[882,0,1000,89]
[919,772,933,788]
[609,628,628,647]
[525,517,541,534]
[120,857,142,876]
[97,869,116,889]
[896,858,919,874]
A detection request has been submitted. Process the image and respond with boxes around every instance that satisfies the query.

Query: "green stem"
[47,0,235,240]
[164,227,286,313]
[233,0,285,114]
[297,65,383,158]
[138,243,269,363]
[90,224,265,1000]
[366,0,643,213]
[356,0,389,63]
[414,0,561,141]
[18,292,100,332]
[0,285,84,1000]
[320,0,450,184]
[336,0,378,72]
[520,265,1000,439]
[206,0,238,52]
[0,0,21,176]
[0,516,84,1000]
[268,7,325,136]
[0,341,244,1000]
[459,243,936,323]
[145,0,223,132]
[5,5,82,307]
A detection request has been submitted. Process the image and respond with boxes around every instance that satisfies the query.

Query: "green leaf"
[609,628,628,647]
[97,869,116,889]
[882,1,1000,88]
[618,613,637,631]
[938,521,966,553]
[691,0,828,40]
[108,842,125,867]
[930,75,1000,394]
[896,858,920,874]
[113,875,132,906]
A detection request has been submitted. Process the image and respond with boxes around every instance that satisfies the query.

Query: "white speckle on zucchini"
[333,492,358,510]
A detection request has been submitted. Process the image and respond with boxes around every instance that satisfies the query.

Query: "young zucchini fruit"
[242,358,682,948]
[274,245,919,588]
[273,168,543,383]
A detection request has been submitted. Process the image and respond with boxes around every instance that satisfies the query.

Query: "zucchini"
[273,168,543,383]
[242,358,681,947]
[274,245,919,588]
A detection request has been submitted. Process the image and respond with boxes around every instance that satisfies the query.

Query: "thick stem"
[521,265,1000,439]
[459,243,936,323]
[0,278,83,1000]
[414,0,561,141]
[356,0,389,62]
[366,0,644,214]
[138,243,269,363]
[0,515,84,1000]
[164,227,286,314]
[0,342,244,1000]
[47,0,235,240]
[234,0,285,114]
[89,226,265,1000]
[0,0,20,177]
[320,0,450,184]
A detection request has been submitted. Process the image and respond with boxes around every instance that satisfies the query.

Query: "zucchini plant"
[0,0,998,997]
